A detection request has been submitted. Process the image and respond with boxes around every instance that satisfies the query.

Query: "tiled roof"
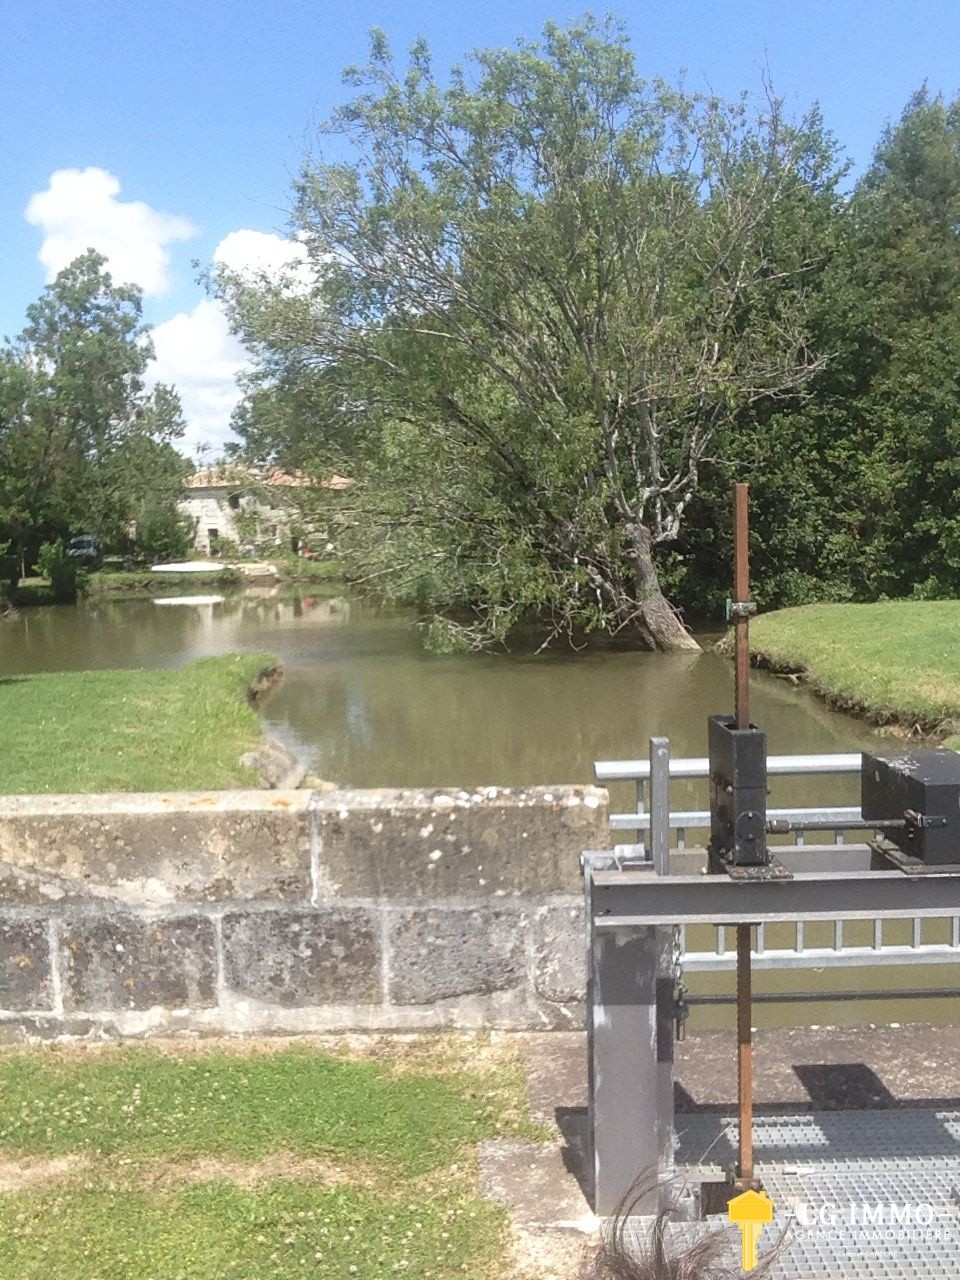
[183,466,352,491]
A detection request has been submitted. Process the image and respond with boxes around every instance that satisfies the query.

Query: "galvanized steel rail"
[596,750,863,847]
[592,746,960,974]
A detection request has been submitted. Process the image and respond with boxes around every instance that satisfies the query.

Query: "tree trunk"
[626,525,701,653]
[7,535,23,595]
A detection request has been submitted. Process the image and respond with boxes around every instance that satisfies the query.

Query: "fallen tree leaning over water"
[218,17,843,652]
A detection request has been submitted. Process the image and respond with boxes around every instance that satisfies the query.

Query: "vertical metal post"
[587,736,674,1216]
[588,912,674,1216]
[649,737,670,876]
[635,778,646,856]
[732,482,755,1184]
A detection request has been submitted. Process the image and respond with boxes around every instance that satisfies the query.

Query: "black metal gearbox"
[862,750,960,865]
[707,714,769,870]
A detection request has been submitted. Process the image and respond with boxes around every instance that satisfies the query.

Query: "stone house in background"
[178,465,351,555]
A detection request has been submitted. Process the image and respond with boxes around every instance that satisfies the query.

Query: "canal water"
[5,588,949,1029]
[0,588,878,792]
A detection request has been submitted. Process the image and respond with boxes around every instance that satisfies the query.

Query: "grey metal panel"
[592,866,960,928]
[589,921,674,1216]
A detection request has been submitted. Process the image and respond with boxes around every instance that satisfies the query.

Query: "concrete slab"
[477,1138,595,1232]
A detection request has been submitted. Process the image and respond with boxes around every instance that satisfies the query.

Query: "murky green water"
[0,588,877,790]
[3,588,951,1029]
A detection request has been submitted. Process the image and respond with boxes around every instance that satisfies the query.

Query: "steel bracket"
[870,838,960,878]
[725,597,757,622]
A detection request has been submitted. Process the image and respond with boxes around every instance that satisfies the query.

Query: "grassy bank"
[7,559,344,606]
[0,1037,536,1278]
[0,653,273,793]
[85,567,245,595]
[84,557,343,596]
[748,601,960,743]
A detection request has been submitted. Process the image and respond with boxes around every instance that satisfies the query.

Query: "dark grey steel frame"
[584,846,960,1218]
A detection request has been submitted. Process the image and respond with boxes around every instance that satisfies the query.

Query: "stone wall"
[0,786,606,1041]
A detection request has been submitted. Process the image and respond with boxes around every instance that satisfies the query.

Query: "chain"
[672,923,689,1042]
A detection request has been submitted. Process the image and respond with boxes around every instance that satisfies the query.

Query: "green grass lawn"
[0,1039,538,1279]
[85,567,245,595]
[11,560,342,606]
[749,601,960,741]
[84,559,342,595]
[0,654,273,793]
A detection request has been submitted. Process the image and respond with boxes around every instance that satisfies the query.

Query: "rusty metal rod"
[736,922,754,1180]
[732,481,754,1183]
[733,482,750,733]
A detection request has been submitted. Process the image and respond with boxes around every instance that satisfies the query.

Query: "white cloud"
[25,167,195,295]
[214,228,309,282]
[148,228,312,457]
[150,299,247,458]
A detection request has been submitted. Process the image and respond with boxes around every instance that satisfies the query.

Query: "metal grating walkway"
[632,1110,960,1279]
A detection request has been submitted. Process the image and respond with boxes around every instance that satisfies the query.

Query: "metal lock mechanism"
[707,713,769,872]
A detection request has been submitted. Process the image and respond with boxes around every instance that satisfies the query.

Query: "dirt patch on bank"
[0,1154,92,1192]
[247,664,284,706]
[142,1151,371,1190]
[0,1151,376,1194]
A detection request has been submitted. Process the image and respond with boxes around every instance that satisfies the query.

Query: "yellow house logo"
[728,1188,774,1271]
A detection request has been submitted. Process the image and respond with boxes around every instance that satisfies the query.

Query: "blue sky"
[2,0,958,454]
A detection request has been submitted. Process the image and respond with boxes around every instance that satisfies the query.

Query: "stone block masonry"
[0,786,605,1040]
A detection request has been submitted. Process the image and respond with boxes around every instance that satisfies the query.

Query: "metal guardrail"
[596,747,864,848]
[594,752,863,781]
[592,745,960,975]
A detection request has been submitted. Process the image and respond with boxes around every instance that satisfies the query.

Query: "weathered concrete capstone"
[389,906,526,1005]
[222,908,381,1006]
[312,786,604,898]
[0,919,51,1012]
[0,792,312,904]
[534,901,587,1004]
[60,914,217,1012]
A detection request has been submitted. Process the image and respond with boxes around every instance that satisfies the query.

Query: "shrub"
[37,540,86,603]
[136,502,194,563]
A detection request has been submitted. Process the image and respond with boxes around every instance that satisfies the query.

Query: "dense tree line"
[218,19,960,650]
[667,88,960,616]
[0,251,190,590]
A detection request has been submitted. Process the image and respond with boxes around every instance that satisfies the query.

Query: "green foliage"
[211,534,240,559]
[673,88,960,617]
[231,505,264,546]
[0,252,189,587]
[0,654,271,792]
[134,501,194,563]
[217,17,842,650]
[84,567,244,596]
[216,27,960,628]
[36,538,85,603]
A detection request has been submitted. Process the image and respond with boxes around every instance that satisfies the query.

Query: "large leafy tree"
[831,88,960,599]
[221,18,842,649]
[675,87,960,613]
[0,251,187,583]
